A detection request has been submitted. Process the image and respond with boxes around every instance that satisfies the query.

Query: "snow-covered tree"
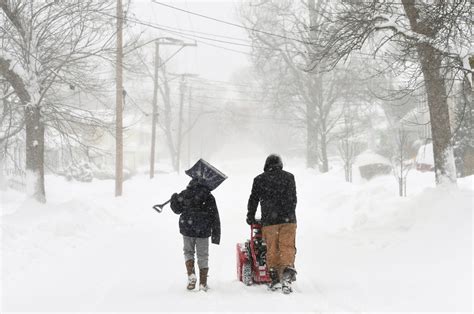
[314,0,472,185]
[0,0,116,202]
[240,0,370,172]
[453,78,473,177]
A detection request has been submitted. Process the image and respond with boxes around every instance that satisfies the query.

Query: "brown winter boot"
[185,260,197,290]
[199,268,209,291]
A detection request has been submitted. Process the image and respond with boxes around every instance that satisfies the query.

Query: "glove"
[211,235,220,245]
[246,216,256,225]
[171,193,184,203]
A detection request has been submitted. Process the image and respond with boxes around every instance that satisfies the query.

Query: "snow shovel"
[185,159,228,191]
[152,200,170,213]
[152,159,227,214]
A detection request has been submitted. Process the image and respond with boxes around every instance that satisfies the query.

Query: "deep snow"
[1,157,472,312]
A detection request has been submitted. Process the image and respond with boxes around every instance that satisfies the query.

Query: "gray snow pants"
[183,236,209,269]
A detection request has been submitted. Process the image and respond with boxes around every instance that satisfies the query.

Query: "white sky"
[131,0,252,81]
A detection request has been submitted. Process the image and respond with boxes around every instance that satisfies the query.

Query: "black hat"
[264,154,283,172]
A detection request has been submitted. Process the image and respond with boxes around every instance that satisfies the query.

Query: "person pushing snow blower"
[247,154,298,294]
[168,159,227,292]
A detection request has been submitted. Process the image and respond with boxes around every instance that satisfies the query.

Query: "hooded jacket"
[247,155,297,226]
[170,179,221,244]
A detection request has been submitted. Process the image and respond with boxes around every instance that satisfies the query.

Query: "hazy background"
[121,0,298,170]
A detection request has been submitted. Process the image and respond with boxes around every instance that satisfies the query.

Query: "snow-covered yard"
[1,158,472,312]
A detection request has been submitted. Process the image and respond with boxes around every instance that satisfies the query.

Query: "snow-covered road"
[2,158,472,312]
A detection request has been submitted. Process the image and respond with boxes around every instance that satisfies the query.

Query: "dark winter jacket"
[247,155,297,227]
[170,179,221,244]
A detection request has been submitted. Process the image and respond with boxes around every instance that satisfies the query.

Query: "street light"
[123,37,196,55]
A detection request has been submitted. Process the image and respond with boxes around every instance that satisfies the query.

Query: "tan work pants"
[262,223,297,274]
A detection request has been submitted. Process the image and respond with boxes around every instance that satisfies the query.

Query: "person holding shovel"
[168,159,226,292]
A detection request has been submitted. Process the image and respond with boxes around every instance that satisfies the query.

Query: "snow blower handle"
[152,199,170,213]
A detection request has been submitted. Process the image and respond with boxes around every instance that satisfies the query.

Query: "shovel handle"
[152,199,171,213]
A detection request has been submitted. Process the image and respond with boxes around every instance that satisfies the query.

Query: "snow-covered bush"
[88,163,133,181]
[63,162,93,182]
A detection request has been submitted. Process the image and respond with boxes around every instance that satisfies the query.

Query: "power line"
[104,11,398,62]
[167,82,270,95]
[148,23,257,49]
[125,92,150,116]
[167,78,276,94]
[101,12,255,56]
[150,0,312,45]
[151,19,251,43]
[144,2,431,63]
[124,15,266,55]
[167,91,267,103]
[186,35,253,56]
[158,20,389,60]
[197,77,279,89]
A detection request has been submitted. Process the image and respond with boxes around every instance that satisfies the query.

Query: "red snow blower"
[236,220,271,286]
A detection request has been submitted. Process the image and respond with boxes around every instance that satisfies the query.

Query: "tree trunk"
[401,0,457,185]
[306,0,322,170]
[0,140,6,190]
[0,58,46,201]
[165,128,178,171]
[25,105,46,202]
[398,177,403,197]
[306,115,318,168]
[417,43,457,184]
[344,162,353,183]
[149,42,160,179]
[320,130,329,173]
[344,163,349,182]
[115,0,124,196]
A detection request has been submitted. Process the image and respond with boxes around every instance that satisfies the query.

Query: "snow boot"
[268,268,281,291]
[185,260,197,290]
[282,267,297,294]
[199,268,209,291]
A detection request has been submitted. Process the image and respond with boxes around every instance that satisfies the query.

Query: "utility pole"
[187,87,192,168]
[175,73,198,172]
[148,39,196,179]
[199,93,204,159]
[149,41,160,179]
[177,75,186,173]
[115,0,123,197]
